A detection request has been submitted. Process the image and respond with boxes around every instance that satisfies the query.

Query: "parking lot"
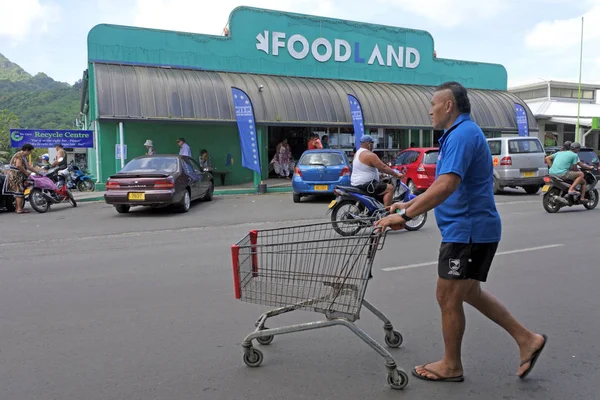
[1,192,599,400]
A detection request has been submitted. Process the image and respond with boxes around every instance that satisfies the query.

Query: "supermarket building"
[79,6,536,186]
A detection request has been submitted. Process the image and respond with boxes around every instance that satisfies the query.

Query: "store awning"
[93,62,537,131]
[548,117,593,127]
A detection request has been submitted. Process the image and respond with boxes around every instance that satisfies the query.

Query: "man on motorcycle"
[545,142,595,201]
[51,144,67,169]
[350,135,403,207]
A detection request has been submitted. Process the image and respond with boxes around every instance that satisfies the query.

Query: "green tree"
[0,109,19,163]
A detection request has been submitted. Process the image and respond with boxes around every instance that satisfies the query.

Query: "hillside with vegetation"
[0,53,81,163]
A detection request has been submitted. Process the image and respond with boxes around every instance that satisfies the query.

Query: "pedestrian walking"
[2,143,37,214]
[144,139,155,155]
[177,137,192,157]
[375,81,547,382]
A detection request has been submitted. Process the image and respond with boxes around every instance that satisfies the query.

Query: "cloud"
[525,4,600,50]
[0,0,60,41]
[373,0,506,27]
[133,0,338,35]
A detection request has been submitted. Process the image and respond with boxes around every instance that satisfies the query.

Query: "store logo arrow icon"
[256,31,269,53]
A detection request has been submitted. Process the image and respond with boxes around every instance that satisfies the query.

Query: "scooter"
[26,163,77,213]
[542,168,598,213]
[327,172,427,236]
[68,161,95,192]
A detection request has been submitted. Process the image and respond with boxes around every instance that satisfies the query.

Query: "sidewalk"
[72,179,293,202]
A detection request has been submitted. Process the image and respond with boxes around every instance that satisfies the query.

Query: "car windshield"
[120,157,179,174]
[423,151,439,165]
[508,139,544,154]
[300,153,345,166]
[578,150,599,164]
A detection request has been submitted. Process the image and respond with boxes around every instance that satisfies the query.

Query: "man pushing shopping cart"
[231,82,547,390]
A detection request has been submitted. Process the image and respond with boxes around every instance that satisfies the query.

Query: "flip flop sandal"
[16,210,30,214]
[519,334,548,380]
[411,364,464,382]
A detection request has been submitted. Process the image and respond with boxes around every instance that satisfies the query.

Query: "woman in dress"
[276,139,292,179]
[2,143,37,214]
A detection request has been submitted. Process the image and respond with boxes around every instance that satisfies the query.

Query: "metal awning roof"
[93,62,537,131]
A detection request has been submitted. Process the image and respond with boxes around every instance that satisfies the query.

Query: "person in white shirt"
[350,135,403,206]
[177,137,192,157]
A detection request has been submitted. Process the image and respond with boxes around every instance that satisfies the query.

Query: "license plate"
[328,200,337,209]
[128,192,145,200]
[24,188,31,196]
[314,185,328,191]
[541,185,550,193]
[523,171,535,178]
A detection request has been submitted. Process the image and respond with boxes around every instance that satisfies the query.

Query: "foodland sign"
[87,6,509,90]
[256,31,421,69]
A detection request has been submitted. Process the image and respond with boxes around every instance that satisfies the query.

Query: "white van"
[486,137,548,194]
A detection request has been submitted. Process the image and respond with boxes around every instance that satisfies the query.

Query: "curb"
[74,186,293,203]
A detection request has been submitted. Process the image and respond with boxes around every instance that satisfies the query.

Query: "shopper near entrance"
[2,144,37,214]
[350,135,403,207]
[545,142,594,201]
[308,134,323,150]
[177,138,192,157]
[321,135,330,149]
[375,82,547,382]
[199,149,212,170]
[144,139,155,155]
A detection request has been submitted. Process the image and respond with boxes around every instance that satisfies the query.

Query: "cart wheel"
[387,370,409,390]
[256,334,274,345]
[243,348,264,368]
[384,331,403,348]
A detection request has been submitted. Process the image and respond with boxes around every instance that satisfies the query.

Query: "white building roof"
[525,99,600,127]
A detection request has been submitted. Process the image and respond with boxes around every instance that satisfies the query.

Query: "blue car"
[292,149,351,203]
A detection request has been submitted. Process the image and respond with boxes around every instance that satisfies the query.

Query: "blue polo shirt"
[434,114,502,244]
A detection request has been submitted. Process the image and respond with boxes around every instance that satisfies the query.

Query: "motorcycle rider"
[51,144,68,169]
[350,135,403,207]
[545,142,595,202]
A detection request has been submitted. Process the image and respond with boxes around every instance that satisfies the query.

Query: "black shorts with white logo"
[438,242,499,282]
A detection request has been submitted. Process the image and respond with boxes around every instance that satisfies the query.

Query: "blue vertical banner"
[348,94,365,150]
[231,87,261,174]
[514,104,529,137]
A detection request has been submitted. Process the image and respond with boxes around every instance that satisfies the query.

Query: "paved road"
[1,192,598,400]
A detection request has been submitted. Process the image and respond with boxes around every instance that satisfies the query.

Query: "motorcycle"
[68,161,95,192]
[327,172,428,236]
[541,168,598,213]
[26,163,77,213]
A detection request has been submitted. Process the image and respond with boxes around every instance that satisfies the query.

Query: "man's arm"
[545,154,554,167]
[364,152,402,177]
[403,173,461,217]
[577,160,595,170]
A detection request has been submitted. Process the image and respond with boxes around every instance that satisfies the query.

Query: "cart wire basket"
[231,218,408,390]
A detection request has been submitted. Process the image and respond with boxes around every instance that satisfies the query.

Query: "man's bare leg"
[414,278,475,379]
[382,185,394,207]
[569,174,584,194]
[464,282,546,377]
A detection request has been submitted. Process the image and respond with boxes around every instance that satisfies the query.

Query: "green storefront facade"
[80,6,536,186]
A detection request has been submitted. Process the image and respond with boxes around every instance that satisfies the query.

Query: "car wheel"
[293,193,301,203]
[115,205,130,214]
[493,177,502,194]
[177,190,191,213]
[5,197,16,212]
[524,185,540,195]
[203,181,214,201]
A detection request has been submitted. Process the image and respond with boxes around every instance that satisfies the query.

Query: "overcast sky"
[1,0,599,87]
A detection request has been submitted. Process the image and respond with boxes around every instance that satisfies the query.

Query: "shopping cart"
[231,218,408,390]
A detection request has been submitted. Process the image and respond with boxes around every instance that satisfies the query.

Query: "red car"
[390,147,439,194]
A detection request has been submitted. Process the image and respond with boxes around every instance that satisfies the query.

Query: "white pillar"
[119,122,125,168]
[94,121,100,183]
